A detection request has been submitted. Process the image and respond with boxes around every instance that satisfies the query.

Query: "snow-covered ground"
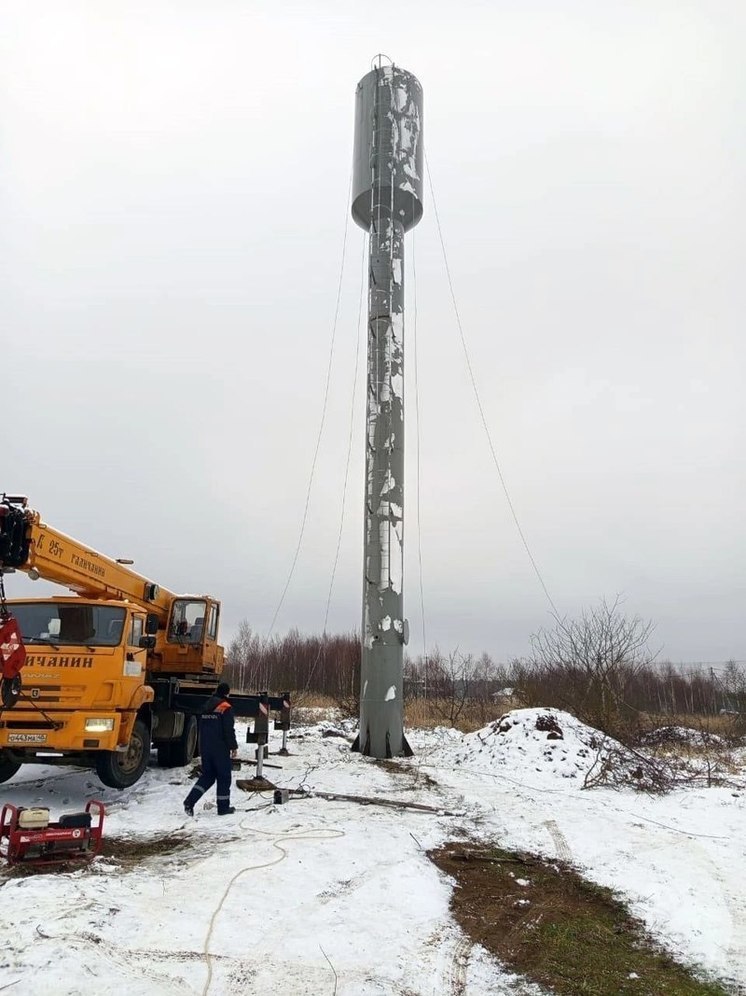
[1,708,744,995]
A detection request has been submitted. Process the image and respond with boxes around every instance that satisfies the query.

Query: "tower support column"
[350,61,423,759]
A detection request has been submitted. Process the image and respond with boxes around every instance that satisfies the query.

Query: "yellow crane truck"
[0,495,289,789]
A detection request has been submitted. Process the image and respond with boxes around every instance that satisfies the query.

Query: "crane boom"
[0,495,224,674]
[0,499,172,619]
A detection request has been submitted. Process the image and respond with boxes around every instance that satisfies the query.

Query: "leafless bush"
[583,734,738,793]
[405,650,500,727]
[522,597,658,739]
[583,740,679,793]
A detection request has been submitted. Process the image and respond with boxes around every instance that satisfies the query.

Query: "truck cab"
[158,596,224,674]
[0,597,153,786]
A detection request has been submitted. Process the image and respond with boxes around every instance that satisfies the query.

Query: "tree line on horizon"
[223,600,746,737]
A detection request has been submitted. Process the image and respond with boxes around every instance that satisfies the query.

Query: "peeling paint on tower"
[351,59,423,759]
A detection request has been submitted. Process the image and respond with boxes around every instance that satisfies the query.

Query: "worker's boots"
[183,785,204,816]
[217,805,235,816]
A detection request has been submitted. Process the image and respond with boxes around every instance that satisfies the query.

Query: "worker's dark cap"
[216,682,230,697]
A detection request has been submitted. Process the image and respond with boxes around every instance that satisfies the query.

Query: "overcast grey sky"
[2,1,744,663]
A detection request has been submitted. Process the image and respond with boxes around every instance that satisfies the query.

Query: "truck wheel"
[95,720,150,789]
[0,750,21,783]
[173,715,198,767]
[156,742,175,767]
[157,715,198,768]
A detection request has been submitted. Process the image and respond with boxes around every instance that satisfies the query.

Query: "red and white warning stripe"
[1,633,20,662]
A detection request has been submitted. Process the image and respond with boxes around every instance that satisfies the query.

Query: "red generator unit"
[0,800,105,867]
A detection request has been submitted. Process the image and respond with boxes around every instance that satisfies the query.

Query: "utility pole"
[350,58,423,758]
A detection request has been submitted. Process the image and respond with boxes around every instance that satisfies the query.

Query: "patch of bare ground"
[236,776,276,792]
[0,834,191,878]
[99,832,191,863]
[373,758,439,791]
[429,841,732,996]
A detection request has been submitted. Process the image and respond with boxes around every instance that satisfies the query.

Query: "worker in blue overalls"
[183,682,238,817]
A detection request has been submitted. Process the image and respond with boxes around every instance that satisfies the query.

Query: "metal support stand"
[276,694,291,756]
[246,691,271,780]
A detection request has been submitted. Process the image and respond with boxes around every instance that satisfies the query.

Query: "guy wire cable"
[322,229,367,634]
[304,72,380,692]
[300,230,367,697]
[297,66,387,693]
[424,153,560,619]
[267,169,354,643]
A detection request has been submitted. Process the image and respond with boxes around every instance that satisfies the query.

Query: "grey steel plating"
[352,64,423,759]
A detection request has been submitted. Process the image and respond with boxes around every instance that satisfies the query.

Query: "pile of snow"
[318,717,357,739]
[641,725,726,750]
[435,708,684,792]
[445,708,610,787]
[637,725,745,788]
[433,708,746,793]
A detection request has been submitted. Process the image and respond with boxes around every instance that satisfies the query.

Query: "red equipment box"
[0,800,105,867]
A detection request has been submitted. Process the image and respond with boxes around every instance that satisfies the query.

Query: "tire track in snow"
[446,936,471,995]
[688,840,746,994]
[19,929,206,993]
[542,819,572,863]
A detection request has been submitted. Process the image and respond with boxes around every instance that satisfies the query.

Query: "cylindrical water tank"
[351,64,423,232]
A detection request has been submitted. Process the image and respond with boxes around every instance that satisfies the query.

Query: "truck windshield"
[11,603,127,647]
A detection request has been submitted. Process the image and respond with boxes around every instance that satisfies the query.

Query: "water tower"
[350,58,423,758]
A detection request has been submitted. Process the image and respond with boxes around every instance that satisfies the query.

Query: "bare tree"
[223,619,360,703]
[528,597,658,735]
[426,650,498,727]
[224,620,265,690]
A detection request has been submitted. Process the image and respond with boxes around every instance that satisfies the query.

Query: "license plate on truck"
[7,734,47,744]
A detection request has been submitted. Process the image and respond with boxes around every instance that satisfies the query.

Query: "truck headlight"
[84,718,115,732]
